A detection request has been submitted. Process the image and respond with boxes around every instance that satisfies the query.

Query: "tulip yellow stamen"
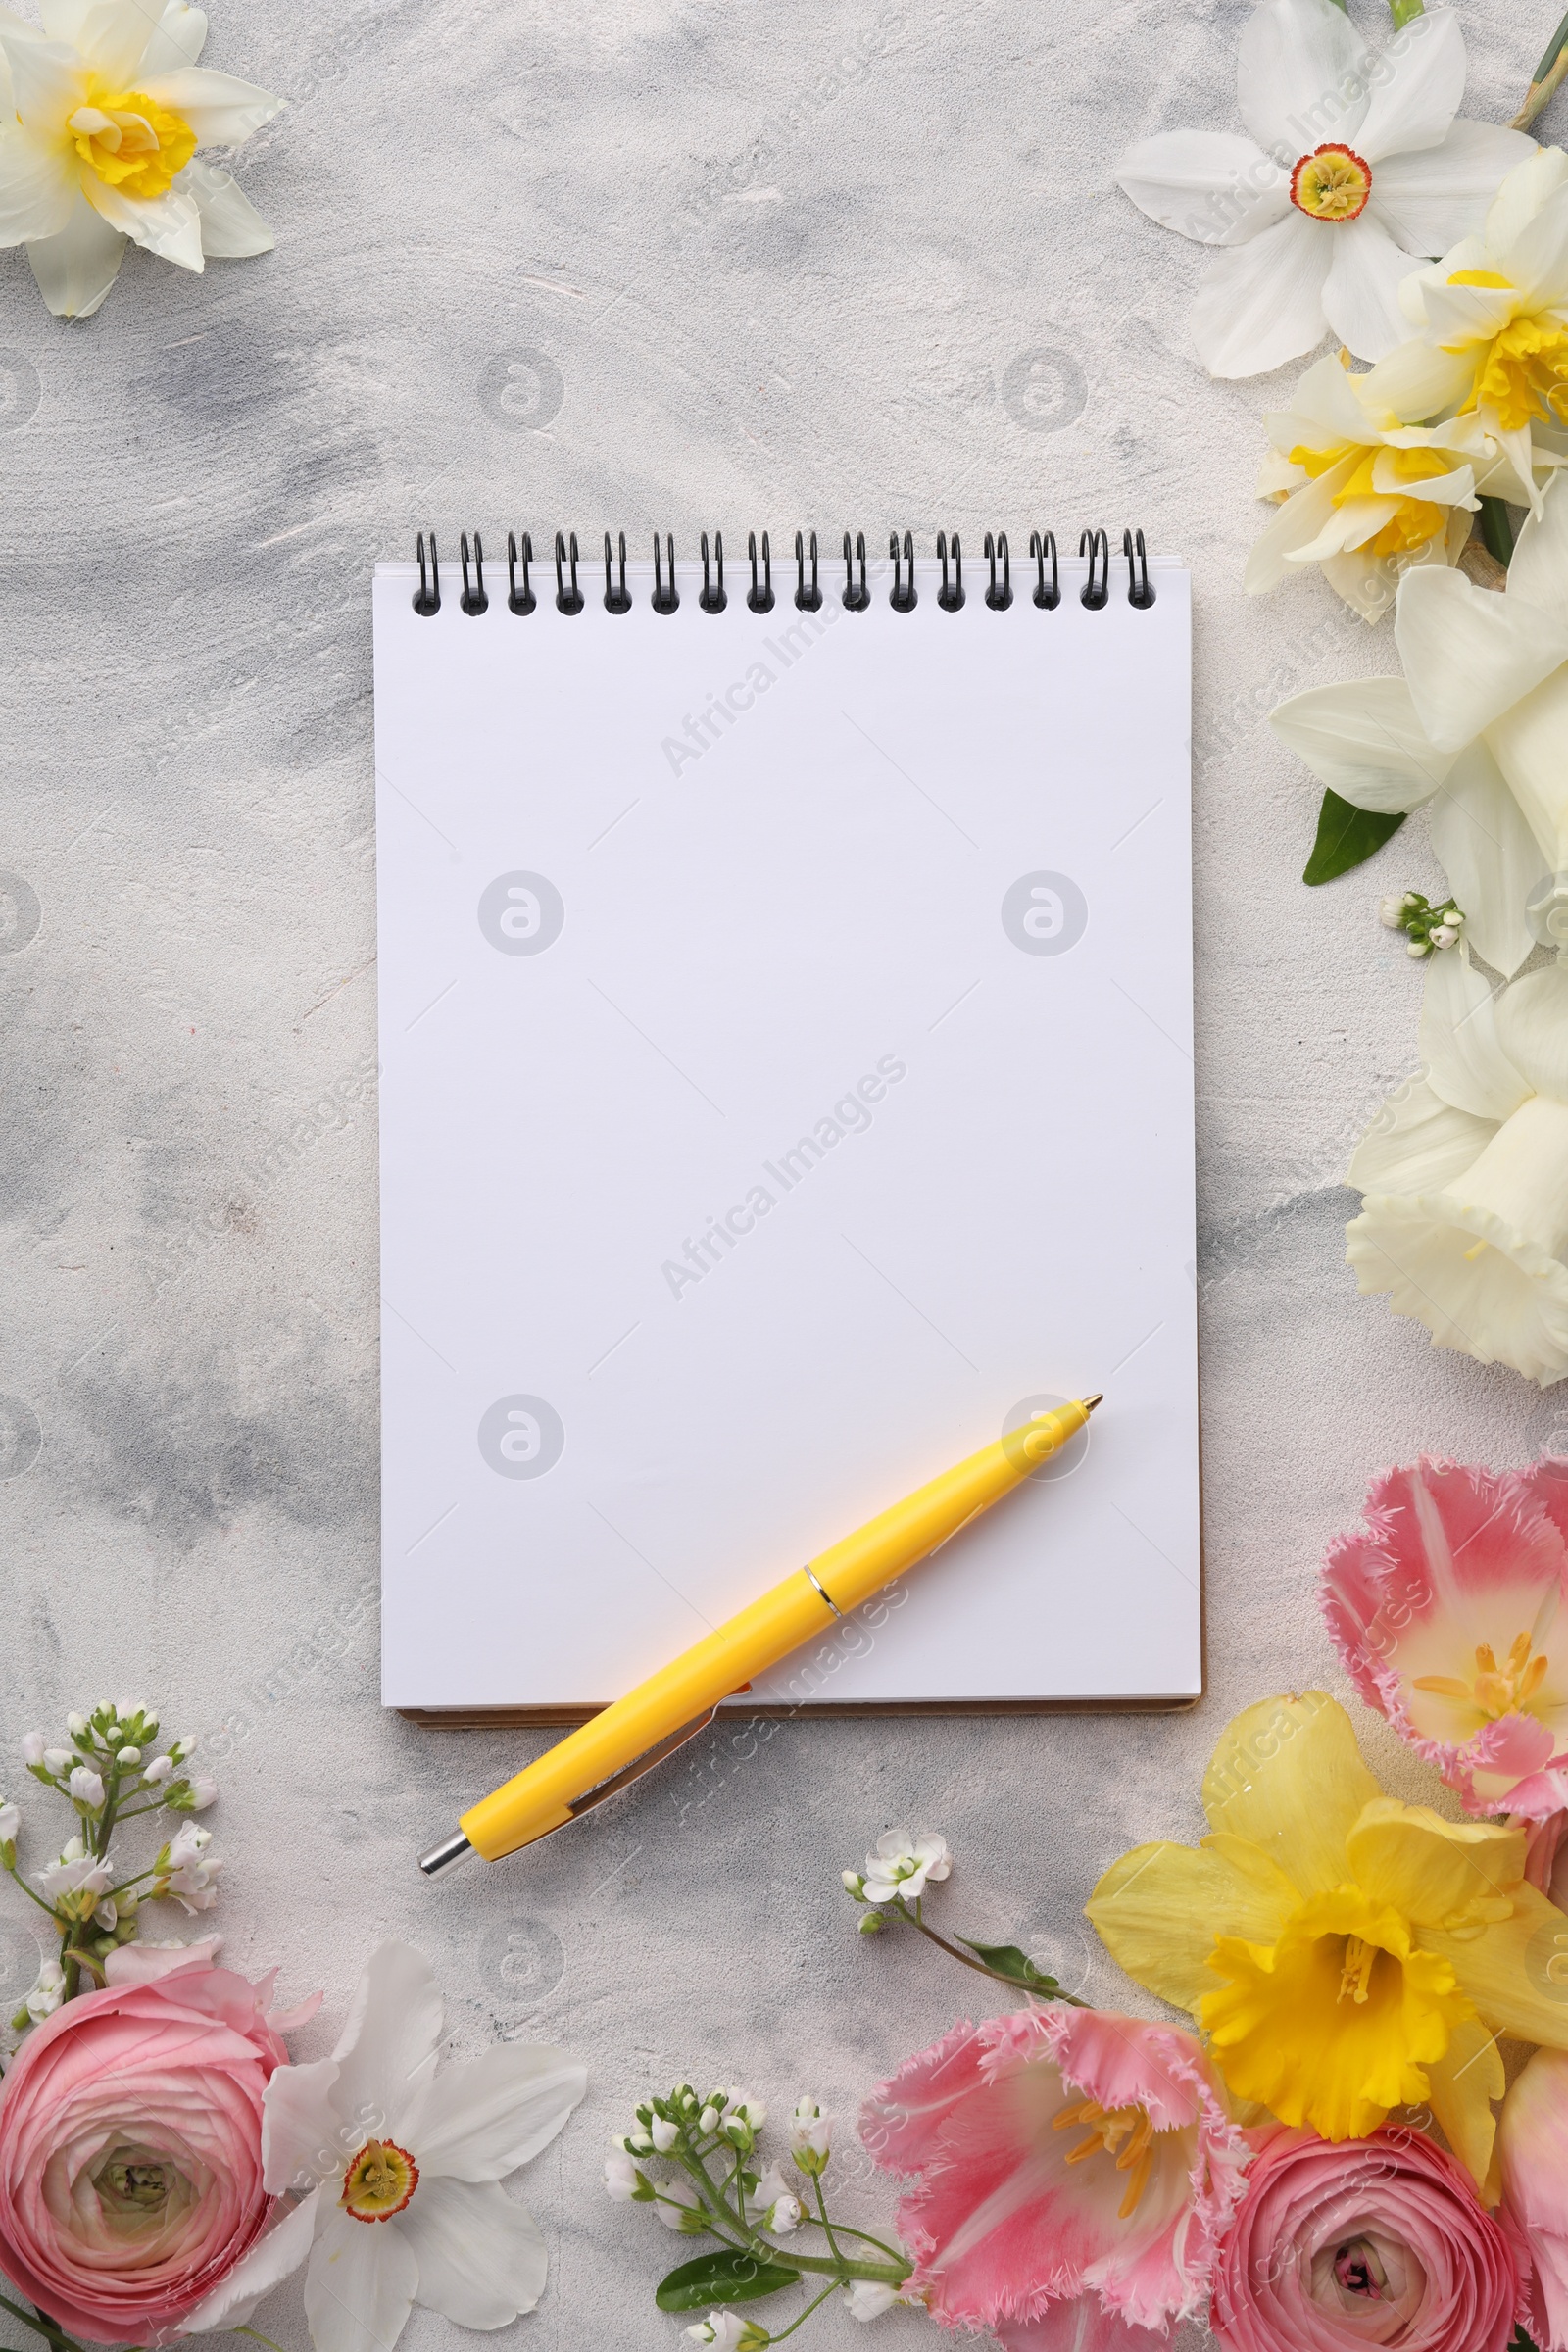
[1290,144,1372,223]
[1053,2098,1158,2219]
[68,84,196,201]
[340,2138,419,2222]
[1413,1631,1551,1720]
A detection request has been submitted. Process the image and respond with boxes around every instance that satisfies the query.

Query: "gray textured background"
[2,0,1563,2345]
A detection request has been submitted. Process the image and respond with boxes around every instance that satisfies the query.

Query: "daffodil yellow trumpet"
[1087,1691,1568,2199]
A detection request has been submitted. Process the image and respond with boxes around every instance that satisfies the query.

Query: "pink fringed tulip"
[1500,2047,1568,2352]
[1322,1457,1568,1817]
[1212,2126,1523,2352]
[861,2005,1249,2342]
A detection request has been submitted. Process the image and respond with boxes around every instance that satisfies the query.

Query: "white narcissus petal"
[82,172,203,270]
[1484,663,1568,873]
[1494,964,1568,1104]
[6,37,85,125]
[49,0,144,81]
[24,192,124,317]
[0,124,76,243]
[403,2043,587,2181]
[1273,349,1378,447]
[1395,564,1568,753]
[175,2186,320,2333]
[306,2206,418,2352]
[137,0,207,72]
[260,2054,342,2193]
[1418,945,1529,1123]
[180,158,271,256]
[329,1940,444,2141]
[1115,130,1287,248]
[1427,742,1543,979]
[1322,216,1425,361]
[1319,546,1399,621]
[1499,182,1568,315]
[1269,676,1450,812]
[136,65,282,146]
[396,2177,549,2327]
[1504,471,1568,627]
[1352,7,1464,164]
[1347,1074,1495,1196]
[1363,330,1474,417]
[1420,274,1515,349]
[1372,121,1536,257]
[1244,453,1359,592]
[1236,0,1371,162]
[1190,210,1332,377]
[1486,146,1568,262]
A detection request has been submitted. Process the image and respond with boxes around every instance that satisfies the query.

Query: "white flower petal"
[1237,0,1372,164]
[0,123,76,243]
[6,36,84,126]
[404,2042,587,2182]
[1372,120,1536,257]
[1501,181,1568,315]
[137,0,207,72]
[1190,209,1332,376]
[398,2176,549,2327]
[1419,945,1529,1123]
[1348,1073,1495,1196]
[1396,564,1568,753]
[1505,471,1568,627]
[329,1940,444,2141]
[39,0,144,79]
[82,172,203,269]
[261,2055,343,2194]
[137,65,282,146]
[1347,1180,1568,1386]
[177,2187,320,2334]
[179,156,271,255]
[1428,743,1543,980]
[1247,459,1360,589]
[24,191,123,316]
[1354,8,1464,164]
[1319,545,1399,621]
[1322,215,1422,361]
[1486,146,1568,262]
[1270,675,1449,811]
[306,2206,418,2352]
[1116,129,1287,248]
[103,1935,222,1984]
[1494,963,1568,1103]
[1362,329,1475,417]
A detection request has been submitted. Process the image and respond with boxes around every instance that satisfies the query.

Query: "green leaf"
[1302,788,1405,886]
[656,2252,802,2312]
[956,1938,1063,1992]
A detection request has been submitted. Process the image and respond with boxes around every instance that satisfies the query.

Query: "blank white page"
[373,547,1199,1712]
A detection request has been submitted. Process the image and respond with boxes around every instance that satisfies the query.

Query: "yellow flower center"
[1200,1887,1473,2140]
[1412,1630,1550,1722]
[1440,271,1568,432]
[1053,2097,1159,2220]
[68,84,196,201]
[1285,440,1451,557]
[340,2138,419,2223]
[1290,144,1373,223]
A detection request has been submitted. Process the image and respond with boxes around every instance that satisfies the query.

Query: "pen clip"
[557,1706,723,1831]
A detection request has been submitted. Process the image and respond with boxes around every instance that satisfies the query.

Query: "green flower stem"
[800,2217,906,2264]
[811,2178,846,2267]
[666,2148,906,2286]
[901,1899,1089,2003]
[760,2282,841,2342]
[0,2296,80,2352]
[1515,8,1568,128]
[1389,0,1423,24]
[1480,497,1516,568]
[2,1862,61,1922]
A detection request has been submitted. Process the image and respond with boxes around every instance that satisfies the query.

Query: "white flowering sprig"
[842,1829,1082,2002]
[7,1698,220,2018]
[605,2080,911,2342]
[1378,890,1467,957]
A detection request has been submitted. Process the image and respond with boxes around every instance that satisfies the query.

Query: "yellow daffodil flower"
[1087,1692,1568,2196]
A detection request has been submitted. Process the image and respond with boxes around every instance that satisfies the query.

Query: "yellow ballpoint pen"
[418,1394,1101,1873]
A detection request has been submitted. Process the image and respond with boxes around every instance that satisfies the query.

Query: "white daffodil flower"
[861,1830,951,1906]
[1243,349,1552,620]
[176,1941,586,2352]
[1379,146,1568,515]
[1116,0,1531,376]
[1346,955,1568,1386]
[0,0,282,320]
[1270,470,1568,980]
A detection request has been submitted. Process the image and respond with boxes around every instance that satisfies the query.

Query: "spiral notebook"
[374,529,1200,1719]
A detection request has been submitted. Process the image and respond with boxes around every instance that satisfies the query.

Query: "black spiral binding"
[414,531,1154,613]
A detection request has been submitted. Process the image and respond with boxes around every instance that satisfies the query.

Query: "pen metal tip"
[418,1832,475,1878]
[1081,1393,1103,1415]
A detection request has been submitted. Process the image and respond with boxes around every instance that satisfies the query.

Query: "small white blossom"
[655,2176,707,2234]
[117,1699,145,1728]
[651,2116,680,2153]
[0,1801,18,1845]
[117,1747,141,1766]
[603,2147,650,2203]
[699,2104,720,2134]
[68,1768,105,1807]
[754,2166,802,2234]
[42,1749,72,1776]
[160,1823,222,1911]
[1378,895,1407,930]
[862,1830,951,1905]
[37,1843,114,1903]
[844,2280,901,2321]
[20,1733,45,1767]
[66,1714,89,1739]
[142,1755,175,1786]
[790,2096,831,2175]
[25,1959,66,2023]
[1406,937,1430,959]
[685,2314,765,2350]
[1430,923,1460,950]
[93,1898,118,1930]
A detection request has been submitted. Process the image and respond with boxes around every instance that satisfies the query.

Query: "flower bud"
[20,1734,45,1767]
[68,1767,105,1808]
[842,1870,867,1899]
[42,1750,72,1776]
[699,2105,719,2135]
[858,1910,885,1935]
[652,2117,680,2153]
[64,1717,88,1740]
[116,1747,141,1766]
[1406,937,1429,957]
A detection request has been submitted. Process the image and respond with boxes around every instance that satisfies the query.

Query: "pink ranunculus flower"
[1213,2126,1524,2352]
[1321,1456,1568,1818]
[860,2005,1250,2343]
[0,1952,314,2345]
[1500,2046,1568,2352]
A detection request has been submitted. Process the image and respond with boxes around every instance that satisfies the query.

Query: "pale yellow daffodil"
[1087,1692,1568,2197]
